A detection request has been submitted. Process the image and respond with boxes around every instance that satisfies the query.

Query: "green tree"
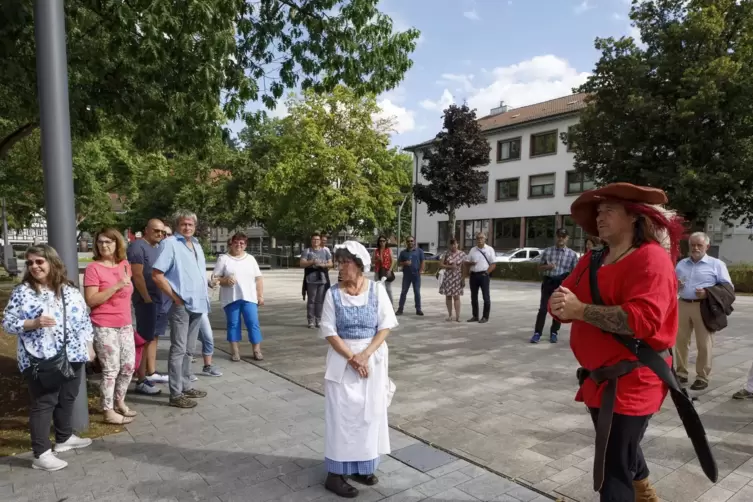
[0,0,420,159]
[565,0,753,227]
[413,103,490,243]
[251,86,411,241]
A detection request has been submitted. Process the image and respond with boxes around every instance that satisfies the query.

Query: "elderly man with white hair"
[152,210,212,409]
[675,231,733,391]
[319,241,398,498]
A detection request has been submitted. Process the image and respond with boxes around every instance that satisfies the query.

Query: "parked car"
[494,247,541,263]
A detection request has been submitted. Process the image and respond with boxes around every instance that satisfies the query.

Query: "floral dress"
[439,251,467,296]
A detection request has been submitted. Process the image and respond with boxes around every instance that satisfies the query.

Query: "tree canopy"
[565,0,753,226]
[413,103,490,241]
[1,0,419,158]
[250,87,412,242]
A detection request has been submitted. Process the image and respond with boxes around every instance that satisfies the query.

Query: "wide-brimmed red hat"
[570,182,668,236]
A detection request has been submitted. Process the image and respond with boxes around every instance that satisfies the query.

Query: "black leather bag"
[23,292,75,391]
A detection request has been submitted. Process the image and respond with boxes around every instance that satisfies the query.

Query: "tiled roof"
[403,93,589,151]
[476,93,588,131]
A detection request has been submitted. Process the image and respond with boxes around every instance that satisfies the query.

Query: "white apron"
[324,338,393,462]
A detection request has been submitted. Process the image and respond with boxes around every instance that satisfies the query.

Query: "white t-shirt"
[214,253,263,307]
[466,245,495,273]
[319,281,398,339]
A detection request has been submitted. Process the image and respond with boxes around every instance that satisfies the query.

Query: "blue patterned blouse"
[2,283,94,373]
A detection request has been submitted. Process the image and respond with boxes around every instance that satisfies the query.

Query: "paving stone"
[391,443,458,473]
[455,473,520,501]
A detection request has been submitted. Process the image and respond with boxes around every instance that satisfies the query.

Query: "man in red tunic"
[548,183,685,502]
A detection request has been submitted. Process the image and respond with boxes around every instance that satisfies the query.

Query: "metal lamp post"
[34,0,89,431]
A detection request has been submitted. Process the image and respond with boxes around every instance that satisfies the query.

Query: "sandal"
[104,414,134,425]
[253,351,264,361]
[231,353,241,362]
[116,406,138,418]
[445,316,453,322]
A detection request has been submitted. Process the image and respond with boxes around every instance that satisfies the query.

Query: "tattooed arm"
[582,305,635,335]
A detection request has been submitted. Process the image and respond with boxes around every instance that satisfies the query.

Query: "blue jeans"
[224,300,263,344]
[398,273,421,312]
[194,313,214,356]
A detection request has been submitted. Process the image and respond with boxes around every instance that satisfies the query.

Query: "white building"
[4,213,48,245]
[705,212,752,265]
[406,94,594,254]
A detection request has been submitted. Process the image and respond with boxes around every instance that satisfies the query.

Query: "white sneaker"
[146,372,169,383]
[32,450,67,471]
[54,435,92,453]
[190,374,198,382]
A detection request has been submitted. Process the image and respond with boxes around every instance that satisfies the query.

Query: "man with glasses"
[465,232,496,323]
[396,236,425,316]
[152,210,211,409]
[127,219,170,395]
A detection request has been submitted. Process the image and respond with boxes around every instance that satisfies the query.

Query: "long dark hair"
[22,244,73,297]
[377,235,388,250]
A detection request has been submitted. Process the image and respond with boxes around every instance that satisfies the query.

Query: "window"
[513,250,527,260]
[566,126,575,152]
[496,138,521,162]
[495,178,519,201]
[493,218,521,250]
[464,219,489,249]
[566,171,595,195]
[437,220,461,250]
[529,174,555,198]
[530,130,558,157]
[526,216,556,249]
[562,215,586,252]
[479,181,489,203]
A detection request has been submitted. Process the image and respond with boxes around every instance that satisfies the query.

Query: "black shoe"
[478,318,488,324]
[416,311,424,316]
[395,310,403,316]
[351,474,379,486]
[690,379,708,391]
[678,375,688,384]
[467,317,479,323]
[325,473,359,498]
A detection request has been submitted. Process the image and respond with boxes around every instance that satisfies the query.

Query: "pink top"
[83,260,133,328]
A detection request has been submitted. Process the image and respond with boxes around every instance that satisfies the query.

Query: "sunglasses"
[26,259,46,267]
[153,229,167,235]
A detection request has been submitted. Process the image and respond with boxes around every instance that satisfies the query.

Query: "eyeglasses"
[152,229,167,235]
[26,259,45,267]
[97,240,115,246]
[233,240,247,245]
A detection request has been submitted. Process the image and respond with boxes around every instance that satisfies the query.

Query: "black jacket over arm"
[700,283,735,332]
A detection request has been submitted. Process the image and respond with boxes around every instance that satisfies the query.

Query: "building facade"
[406,94,594,254]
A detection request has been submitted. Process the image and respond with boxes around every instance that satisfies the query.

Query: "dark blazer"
[700,283,735,332]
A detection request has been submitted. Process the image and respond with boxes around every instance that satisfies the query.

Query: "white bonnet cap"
[335,241,371,273]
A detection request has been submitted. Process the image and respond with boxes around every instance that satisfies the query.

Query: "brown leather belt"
[577,348,670,492]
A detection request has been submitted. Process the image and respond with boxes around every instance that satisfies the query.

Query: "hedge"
[422,261,753,292]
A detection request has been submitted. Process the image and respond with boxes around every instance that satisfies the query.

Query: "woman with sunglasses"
[214,232,265,361]
[83,228,137,424]
[2,245,94,471]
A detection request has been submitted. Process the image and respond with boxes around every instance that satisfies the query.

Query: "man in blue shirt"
[396,236,425,316]
[675,232,733,391]
[153,210,212,408]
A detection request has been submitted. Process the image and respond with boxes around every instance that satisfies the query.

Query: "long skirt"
[324,339,391,475]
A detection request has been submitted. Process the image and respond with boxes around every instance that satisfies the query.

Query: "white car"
[495,247,541,263]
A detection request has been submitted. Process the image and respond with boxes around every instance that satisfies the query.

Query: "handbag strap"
[476,246,492,266]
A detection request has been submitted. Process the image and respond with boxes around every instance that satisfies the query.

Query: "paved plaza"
[214,270,753,502]
[3,270,753,502]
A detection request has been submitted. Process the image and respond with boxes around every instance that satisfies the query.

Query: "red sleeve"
[83,263,100,287]
[620,249,677,340]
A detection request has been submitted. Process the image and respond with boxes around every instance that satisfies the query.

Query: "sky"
[231,0,640,149]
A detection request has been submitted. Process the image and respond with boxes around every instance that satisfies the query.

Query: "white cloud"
[574,0,594,14]
[419,89,455,111]
[419,55,591,118]
[375,99,416,134]
[463,9,480,20]
[612,12,624,21]
[437,73,475,93]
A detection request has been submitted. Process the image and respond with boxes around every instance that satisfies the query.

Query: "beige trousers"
[675,301,714,382]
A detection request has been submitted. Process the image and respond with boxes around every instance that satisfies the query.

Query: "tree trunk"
[448,206,456,245]
[0,122,39,161]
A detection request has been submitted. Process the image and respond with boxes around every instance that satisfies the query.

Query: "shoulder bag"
[22,289,76,390]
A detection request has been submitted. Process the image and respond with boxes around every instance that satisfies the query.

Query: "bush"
[422,260,541,282]
[729,264,753,293]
